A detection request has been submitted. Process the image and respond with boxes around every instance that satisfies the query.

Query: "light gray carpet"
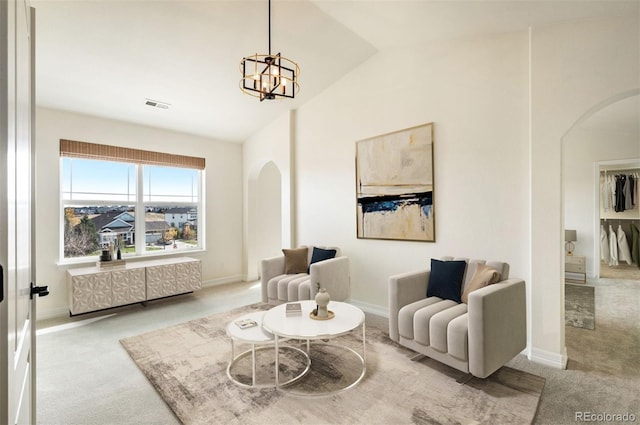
[121,303,545,425]
[36,278,639,425]
[509,278,640,424]
[565,283,595,330]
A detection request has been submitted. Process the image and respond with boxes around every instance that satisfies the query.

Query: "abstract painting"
[356,123,435,241]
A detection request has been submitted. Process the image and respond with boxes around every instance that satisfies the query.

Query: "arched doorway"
[562,90,639,282]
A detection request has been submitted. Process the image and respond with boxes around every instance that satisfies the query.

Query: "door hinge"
[30,282,49,299]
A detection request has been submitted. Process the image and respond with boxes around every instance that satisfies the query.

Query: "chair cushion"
[447,313,469,361]
[413,299,458,346]
[282,247,308,274]
[427,259,466,303]
[430,303,468,353]
[398,297,442,340]
[461,263,501,303]
[308,247,337,272]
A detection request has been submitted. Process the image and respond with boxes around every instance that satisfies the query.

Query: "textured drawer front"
[146,264,177,299]
[70,272,112,314]
[111,268,146,306]
[175,261,202,292]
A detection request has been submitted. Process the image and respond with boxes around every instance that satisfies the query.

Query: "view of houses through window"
[62,156,202,260]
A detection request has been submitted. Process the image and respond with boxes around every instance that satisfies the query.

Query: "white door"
[1,1,40,424]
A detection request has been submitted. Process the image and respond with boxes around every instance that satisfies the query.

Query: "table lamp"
[565,229,577,256]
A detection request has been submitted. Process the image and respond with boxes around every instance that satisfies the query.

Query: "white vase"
[315,288,330,318]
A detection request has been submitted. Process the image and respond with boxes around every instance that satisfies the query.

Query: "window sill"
[57,248,208,269]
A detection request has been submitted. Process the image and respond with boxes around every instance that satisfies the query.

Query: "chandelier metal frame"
[239,0,300,101]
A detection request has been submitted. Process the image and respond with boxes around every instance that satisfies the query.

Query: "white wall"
[254,162,282,276]
[35,107,244,319]
[294,31,530,314]
[563,124,640,276]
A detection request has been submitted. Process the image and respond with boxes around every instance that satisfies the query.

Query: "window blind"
[60,139,205,170]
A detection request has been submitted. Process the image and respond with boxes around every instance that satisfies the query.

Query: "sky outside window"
[62,158,136,202]
[143,165,198,203]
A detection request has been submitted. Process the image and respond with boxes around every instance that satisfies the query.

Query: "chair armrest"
[309,256,350,302]
[260,255,285,303]
[467,278,526,378]
[388,269,430,342]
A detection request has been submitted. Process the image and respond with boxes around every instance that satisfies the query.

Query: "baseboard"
[201,275,246,288]
[528,346,568,369]
[37,306,70,321]
[348,298,388,318]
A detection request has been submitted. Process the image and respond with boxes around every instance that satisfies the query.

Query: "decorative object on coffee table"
[314,282,330,318]
[309,309,335,320]
[285,302,302,317]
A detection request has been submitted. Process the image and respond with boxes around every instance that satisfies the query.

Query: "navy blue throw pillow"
[308,247,337,272]
[426,259,466,303]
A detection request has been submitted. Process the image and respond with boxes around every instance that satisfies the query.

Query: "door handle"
[1,265,3,303]
[30,282,49,299]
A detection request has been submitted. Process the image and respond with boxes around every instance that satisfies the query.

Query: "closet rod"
[600,167,640,174]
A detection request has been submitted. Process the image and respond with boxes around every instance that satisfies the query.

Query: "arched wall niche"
[247,160,283,279]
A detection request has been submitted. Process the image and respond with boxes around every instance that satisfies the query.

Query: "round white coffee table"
[226,311,310,388]
[262,300,366,396]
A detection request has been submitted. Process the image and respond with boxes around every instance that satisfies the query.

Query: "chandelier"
[239,0,300,101]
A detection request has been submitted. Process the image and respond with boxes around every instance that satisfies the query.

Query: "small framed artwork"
[355,123,435,242]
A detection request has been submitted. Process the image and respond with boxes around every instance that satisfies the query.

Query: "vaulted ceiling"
[32,0,638,143]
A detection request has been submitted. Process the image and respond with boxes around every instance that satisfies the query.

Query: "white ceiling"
[32,0,639,143]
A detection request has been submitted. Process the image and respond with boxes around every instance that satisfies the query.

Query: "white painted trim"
[529,346,568,370]
[349,298,388,318]
[201,275,245,288]
[36,314,116,335]
[36,307,70,321]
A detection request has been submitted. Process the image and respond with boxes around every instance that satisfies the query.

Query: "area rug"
[565,283,595,330]
[120,303,545,425]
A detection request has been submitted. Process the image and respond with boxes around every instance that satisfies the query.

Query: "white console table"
[67,257,201,315]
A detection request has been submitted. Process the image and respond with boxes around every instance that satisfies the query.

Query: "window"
[60,140,205,261]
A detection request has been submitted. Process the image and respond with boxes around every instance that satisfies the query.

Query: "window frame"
[59,156,205,264]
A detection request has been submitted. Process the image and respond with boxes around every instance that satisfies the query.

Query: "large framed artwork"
[356,123,435,242]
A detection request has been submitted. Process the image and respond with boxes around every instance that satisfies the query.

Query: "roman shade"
[60,139,205,170]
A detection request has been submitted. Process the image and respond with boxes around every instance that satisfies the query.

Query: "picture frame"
[355,123,435,242]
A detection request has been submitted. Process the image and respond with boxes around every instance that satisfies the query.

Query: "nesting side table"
[225,311,310,388]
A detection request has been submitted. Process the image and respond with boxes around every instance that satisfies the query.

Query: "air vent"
[145,99,170,110]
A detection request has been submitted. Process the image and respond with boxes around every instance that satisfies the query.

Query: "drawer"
[565,255,585,264]
[565,263,585,273]
[565,255,585,273]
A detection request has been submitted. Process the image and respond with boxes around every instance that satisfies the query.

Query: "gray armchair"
[261,246,350,305]
[388,257,526,378]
